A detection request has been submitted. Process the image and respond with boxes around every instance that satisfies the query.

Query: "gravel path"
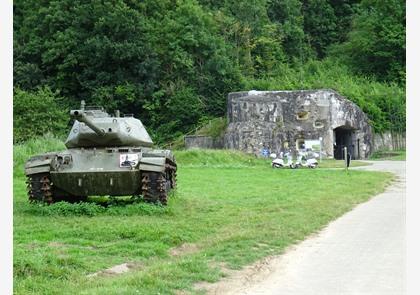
[202,161,406,295]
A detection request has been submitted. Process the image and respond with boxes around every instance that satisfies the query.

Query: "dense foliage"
[13,87,68,142]
[13,0,405,144]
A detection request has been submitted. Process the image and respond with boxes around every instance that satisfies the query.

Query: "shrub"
[13,87,68,143]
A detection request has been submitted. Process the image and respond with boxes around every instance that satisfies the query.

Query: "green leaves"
[13,87,68,143]
[13,0,405,142]
[303,0,338,58]
[330,0,405,83]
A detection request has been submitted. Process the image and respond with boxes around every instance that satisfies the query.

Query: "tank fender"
[139,157,166,173]
[24,155,55,176]
[147,149,176,166]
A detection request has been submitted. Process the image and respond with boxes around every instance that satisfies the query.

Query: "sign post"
[344,146,348,172]
[319,137,323,163]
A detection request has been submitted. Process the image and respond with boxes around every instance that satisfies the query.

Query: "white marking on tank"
[78,178,83,187]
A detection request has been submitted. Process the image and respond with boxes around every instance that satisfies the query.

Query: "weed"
[22,199,171,217]
[23,202,106,217]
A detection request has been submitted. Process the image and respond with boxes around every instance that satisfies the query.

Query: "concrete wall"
[373,132,406,151]
[184,131,405,155]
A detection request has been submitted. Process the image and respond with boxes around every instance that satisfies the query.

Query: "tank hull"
[25,147,177,204]
[50,170,141,196]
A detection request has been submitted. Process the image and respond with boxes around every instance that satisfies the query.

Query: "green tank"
[24,101,177,205]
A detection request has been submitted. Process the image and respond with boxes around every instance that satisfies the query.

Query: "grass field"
[370,150,406,161]
[14,138,393,294]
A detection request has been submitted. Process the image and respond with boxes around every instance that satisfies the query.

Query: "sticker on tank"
[120,154,139,167]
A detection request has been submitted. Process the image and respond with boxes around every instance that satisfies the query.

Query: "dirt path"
[198,161,405,295]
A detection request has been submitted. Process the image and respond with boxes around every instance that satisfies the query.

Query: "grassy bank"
[174,149,370,169]
[14,138,392,294]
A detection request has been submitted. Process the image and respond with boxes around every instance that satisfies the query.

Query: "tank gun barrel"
[70,110,106,136]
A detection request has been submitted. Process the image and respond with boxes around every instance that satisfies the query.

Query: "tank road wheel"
[141,172,170,205]
[26,173,54,204]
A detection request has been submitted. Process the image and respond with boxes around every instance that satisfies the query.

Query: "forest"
[13,0,406,144]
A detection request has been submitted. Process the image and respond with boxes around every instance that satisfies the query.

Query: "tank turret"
[65,103,153,148]
[70,109,106,136]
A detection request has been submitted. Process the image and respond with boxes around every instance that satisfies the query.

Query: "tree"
[13,0,243,143]
[302,0,338,58]
[329,0,405,83]
[268,0,313,61]
[13,0,406,142]
[329,0,360,43]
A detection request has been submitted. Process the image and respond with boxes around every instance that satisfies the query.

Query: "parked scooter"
[271,152,296,169]
[294,151,318,168]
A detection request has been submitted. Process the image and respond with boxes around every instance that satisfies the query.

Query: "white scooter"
[294,152,318,169]
[271,152,296,169]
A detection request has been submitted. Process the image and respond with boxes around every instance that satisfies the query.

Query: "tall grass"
[195,117,227,139]
[13,134,65,178]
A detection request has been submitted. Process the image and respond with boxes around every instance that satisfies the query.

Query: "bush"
[13,87,68,143]
[195,117,228,139]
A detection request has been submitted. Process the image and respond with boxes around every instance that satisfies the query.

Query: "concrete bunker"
[224,90,373,159]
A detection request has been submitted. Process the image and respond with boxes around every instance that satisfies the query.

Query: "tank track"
[141,165,176,205]
[26,173,87,204]
[167,163,177,189]
[26,173,54,204]
[27,169,176,205]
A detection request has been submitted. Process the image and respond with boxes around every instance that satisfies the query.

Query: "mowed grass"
[14,139,393,295]
[370,149,406,161]
[317,158,370,168]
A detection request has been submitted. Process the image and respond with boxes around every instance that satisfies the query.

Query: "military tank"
[25,101,177,205]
